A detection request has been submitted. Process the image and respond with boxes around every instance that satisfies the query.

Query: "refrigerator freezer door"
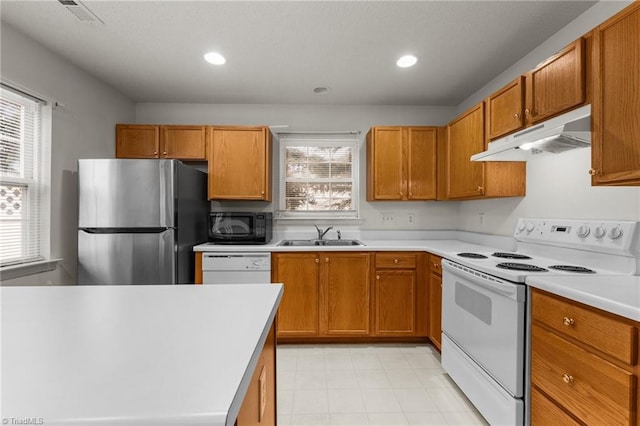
[78,230,175,284]
[78,159,175,229]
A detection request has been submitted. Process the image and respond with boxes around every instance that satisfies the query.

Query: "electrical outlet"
[479,212,485,225]
[381,213,395,226]
[408,213,415,224]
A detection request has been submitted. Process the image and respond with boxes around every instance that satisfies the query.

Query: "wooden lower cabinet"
[236,323,276,426]
[428,255,442,350]
[271,253,320,337]
[530,289,639,426]
[373,252,428,337]
[322,253,371,336]
[272,251,429,341]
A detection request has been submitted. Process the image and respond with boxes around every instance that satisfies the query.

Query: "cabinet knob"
[394,259,399,264]
[163,151,167,156]
[514,113,521,120]
[315,258,319,263]
[524,108,531,115]
[562,373,574,384]
[477,186,484,192]
[261,191,265,195]
[399,192,403,196]
[588,168,601,176]
[433,263,439,268]
[376,275,380,280]
[563,317,575,326]
[325,257,329,263]
[153,151,158,155]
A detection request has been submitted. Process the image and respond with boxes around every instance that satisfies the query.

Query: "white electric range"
[440,218,639,426]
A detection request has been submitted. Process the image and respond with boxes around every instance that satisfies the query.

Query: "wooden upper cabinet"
[271,253,320,338]
[116,124,160,158]
[407,127,437,200]
[446,103,486,199]
[116,124,206,160]
[444,103,525,200]
[207,126,272,200]
[366,127,404,200]
[525,38,586,124]
[591,2,640,186]
[160,126,206,160]
[486,76,525,140]
[321,253,371,336]
[366,126,437,201]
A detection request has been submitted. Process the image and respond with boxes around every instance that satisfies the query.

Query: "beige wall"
[1,24,135,285]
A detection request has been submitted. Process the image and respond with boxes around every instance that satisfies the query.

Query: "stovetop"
[445,218,640,283]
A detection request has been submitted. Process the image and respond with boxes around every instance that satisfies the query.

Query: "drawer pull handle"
[563,317,575,326]
[562,374,574,384]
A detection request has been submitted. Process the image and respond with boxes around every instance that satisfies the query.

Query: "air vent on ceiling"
[58,0,103,24]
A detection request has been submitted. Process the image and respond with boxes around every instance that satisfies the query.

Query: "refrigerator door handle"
[80,228,171,234]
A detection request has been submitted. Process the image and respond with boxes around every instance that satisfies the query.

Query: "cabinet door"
[525,39,585,124]
[366,127,405,200]
[486,77,525,140]
[374,270,416,336]
[161,126,206,160]
[429,273,442,350]
[407,127,437,200]
[272,253,320,337]
[208,127,272,200]
[446,103,485,199]
[115,124,159,158]
[321,253,371,336]
[592,3,640,186]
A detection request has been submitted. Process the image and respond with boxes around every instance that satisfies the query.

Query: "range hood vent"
[471,104,591,161]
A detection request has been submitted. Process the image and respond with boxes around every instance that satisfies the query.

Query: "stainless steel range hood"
[471,104,591,161]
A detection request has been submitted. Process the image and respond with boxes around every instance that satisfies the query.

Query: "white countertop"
[526,275,640,321]
[1,284,283,426]
[193,239,504,260]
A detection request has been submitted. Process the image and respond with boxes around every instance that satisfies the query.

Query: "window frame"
[0,83,53,275]
[277,135,360,220]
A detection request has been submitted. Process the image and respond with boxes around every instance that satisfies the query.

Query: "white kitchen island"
[1,283,283,426]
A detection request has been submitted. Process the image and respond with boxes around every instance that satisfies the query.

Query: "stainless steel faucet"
[314,225,333,240]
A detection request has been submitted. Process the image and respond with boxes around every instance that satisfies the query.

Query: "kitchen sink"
[277,239,365,247]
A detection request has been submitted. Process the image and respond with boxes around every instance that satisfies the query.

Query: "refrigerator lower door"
[78,229,175,285]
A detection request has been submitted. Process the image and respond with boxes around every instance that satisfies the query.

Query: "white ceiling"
[0,0,597,106]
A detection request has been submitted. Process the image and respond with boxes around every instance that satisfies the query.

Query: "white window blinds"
[278,134,359,219]
[0,86,46,266]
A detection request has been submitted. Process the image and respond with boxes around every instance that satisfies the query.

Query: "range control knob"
[525,223,535,233]
[593,226,607,239]
[608,226,624,240]
[576,225,590,238]
[517,222,526,232]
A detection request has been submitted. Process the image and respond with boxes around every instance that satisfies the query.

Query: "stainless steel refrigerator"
[77,159,208,284]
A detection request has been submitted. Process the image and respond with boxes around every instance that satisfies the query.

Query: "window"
[0,85,51,268]
[278,134,359,219]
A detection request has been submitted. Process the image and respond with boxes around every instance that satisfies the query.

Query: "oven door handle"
[442,260,524,300]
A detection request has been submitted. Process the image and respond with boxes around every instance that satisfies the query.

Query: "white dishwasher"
[202,252,271,284]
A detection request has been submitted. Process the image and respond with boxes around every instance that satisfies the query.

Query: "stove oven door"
[441,259,526,398]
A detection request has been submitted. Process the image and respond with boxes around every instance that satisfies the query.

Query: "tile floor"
[276,343,489,426]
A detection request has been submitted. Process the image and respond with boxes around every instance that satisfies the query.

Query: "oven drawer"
[531,324,635,426]
[375,253,417,269]
[532,290,637,365]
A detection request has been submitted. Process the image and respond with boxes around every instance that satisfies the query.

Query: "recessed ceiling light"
[204,52,226,65]
[313,86,330,94]
[396,55,418,68]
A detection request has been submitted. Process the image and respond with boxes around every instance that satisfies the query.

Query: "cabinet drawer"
[531,324,635,426]
[532,290,637,365]
[375,253,417,269]
[428,254,442,276]
[531,387,581,426]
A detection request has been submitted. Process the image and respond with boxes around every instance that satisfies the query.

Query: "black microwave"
[207,212,273,245]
